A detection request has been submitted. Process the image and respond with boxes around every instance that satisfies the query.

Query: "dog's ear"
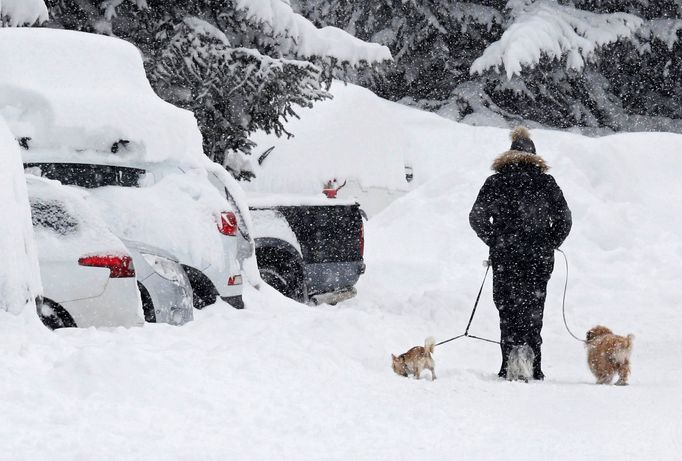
[391,354,396,360]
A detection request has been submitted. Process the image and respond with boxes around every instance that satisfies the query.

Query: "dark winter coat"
[469,150,572,264]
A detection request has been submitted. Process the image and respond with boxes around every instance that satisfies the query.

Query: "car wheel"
[182,265,218,309]
[37,298,77,330]
[256,248,306,302]
[138,282,156,323]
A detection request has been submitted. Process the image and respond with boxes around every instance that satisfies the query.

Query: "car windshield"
[24,163,146,188]
[30,199,79,235]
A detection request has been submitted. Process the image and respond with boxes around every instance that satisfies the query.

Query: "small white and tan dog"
[391,337,436,380]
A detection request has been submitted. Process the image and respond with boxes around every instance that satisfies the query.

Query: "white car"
[27,175,144,329]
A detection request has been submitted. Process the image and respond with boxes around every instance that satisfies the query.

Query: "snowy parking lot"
[3,112,682,459]
[2,2,682,460]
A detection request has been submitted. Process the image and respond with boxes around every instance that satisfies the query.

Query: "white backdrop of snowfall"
[1,83,682,460]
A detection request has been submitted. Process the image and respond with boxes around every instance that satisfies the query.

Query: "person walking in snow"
[469,127,572,380]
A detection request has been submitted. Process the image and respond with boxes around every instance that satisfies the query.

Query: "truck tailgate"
[275,204,363,263]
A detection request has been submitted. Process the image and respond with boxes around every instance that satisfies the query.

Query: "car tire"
[182,265,218,310]
[37,298,77,330]
[256,248,306,303]
[138,282,156,323]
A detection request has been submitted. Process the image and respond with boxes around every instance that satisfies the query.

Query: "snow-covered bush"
[45,0,390,179]
[0,0,48,26]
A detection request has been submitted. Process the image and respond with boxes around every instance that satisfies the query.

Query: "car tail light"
[228,275,243,286]
[217,211,238,236]
[78,255,136,278]
[360,223,364,258]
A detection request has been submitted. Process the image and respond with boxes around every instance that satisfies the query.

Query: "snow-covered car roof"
[0,28,204,167]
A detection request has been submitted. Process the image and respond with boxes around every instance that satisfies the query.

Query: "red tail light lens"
[78,255,136,278]
[360,223,364,258]
[218,211,238,236]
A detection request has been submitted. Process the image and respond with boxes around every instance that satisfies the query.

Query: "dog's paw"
[615,380,629,386]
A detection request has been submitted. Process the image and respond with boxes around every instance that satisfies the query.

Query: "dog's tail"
[614,334,635,364]
[626,334,635,348]
[424,337,435,355]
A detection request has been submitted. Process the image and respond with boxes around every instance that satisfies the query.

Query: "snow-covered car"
[0,115,41,315]
[123,239,193,326]
[0,28,244,310]
[23,160,244,310]
[27,175,144,329]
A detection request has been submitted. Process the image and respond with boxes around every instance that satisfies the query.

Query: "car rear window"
[30,199,79,235]
[24,163,146,188]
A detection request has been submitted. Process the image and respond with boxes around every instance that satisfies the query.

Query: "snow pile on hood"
[0,116,41,314]
[0,0,48,26]
[26,175,128,262]
[0,28,204,166]
[86,170,232,271]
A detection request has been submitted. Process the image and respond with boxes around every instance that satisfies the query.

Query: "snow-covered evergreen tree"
[45,0,390,179]
[293,0,503,101]
[294,0,682,132]
[1,0,48,26]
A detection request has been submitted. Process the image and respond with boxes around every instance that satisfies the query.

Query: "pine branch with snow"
[150,16,330,179]
[1,0,48,26]
[470,0,643,79]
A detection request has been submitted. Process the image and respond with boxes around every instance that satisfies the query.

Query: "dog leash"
[437,250,583,347]
[435,262,499,347]
[556,249,585,343]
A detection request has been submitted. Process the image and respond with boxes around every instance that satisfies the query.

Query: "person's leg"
[527,253,553,379]
[493,260,513,377]
[493,258,525,377]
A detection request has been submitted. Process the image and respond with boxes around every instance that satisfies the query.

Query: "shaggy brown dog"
[391,337,436,380]
[585,326,634,385]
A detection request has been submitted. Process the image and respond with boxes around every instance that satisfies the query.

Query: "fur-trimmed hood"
[492,150,549,173]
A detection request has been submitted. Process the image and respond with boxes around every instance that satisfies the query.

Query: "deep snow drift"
[2,85,682,460]
[0,28,205,166]
[0,116,41,314]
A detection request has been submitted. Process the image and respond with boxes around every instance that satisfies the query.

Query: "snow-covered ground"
[2,85,682,459]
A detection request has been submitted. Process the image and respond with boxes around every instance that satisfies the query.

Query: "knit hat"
[510,126,536,154]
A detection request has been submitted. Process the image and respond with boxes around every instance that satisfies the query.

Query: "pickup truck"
[206,166,366,306]
[249,196,366,304]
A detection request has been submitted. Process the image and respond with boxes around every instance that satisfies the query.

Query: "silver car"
[124,240,193,326]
